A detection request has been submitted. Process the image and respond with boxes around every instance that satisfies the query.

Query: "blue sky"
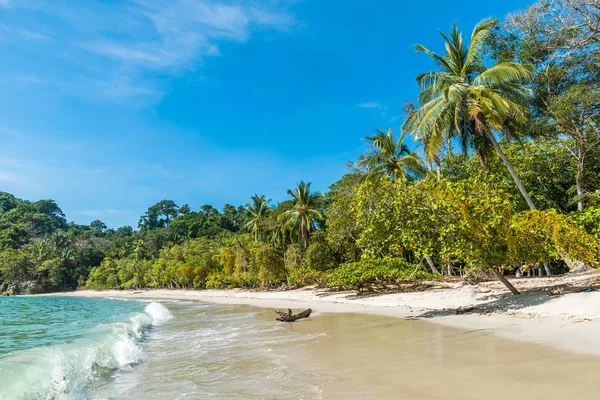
[0,0,531,228]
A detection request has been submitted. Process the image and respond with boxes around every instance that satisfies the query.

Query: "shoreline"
[46,273,600,357]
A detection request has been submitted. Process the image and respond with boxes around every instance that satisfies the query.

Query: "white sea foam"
[145,302,173,326]
[0,302,172,399]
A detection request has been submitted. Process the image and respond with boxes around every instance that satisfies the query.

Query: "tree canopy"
[1,2,599,296]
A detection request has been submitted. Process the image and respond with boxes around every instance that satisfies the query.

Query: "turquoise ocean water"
[0,296,172,399]
[0,297,326,400]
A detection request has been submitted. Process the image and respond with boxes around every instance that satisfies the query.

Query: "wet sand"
[50,286,600,358]
[283,313,600,399]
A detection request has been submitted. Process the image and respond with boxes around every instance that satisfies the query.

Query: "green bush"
[284,245,306,270]
[287,267,322,287]
[323,258,436,290]
[205,271,259,289]
[255,243,286,285]
[306,233,338,271]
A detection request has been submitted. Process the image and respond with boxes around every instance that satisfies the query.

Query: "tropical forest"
[1,1,599,296]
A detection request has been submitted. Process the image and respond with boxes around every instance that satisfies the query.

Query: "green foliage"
[356,129,426,182]
[284,245,322,287]
[306,233,337,272]
[205,271,258,289]
[278,181,324,248]
[255,243,286,286]
[324,174,362,263]
[571,205,600,239]
[324,258,435,290]
[509,210,600,268]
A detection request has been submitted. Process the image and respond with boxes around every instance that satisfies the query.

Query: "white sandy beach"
[50,272,600,357]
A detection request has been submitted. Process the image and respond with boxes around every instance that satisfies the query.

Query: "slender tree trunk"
[424,255,439,274]
[476,149,489,172]
[300,220,310,248]
[493,267,520,295]
[486,132,537,210]
[576,156,585,211]
[544,262,551,276]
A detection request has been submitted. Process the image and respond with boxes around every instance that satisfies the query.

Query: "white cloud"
[358,101,383,109]
[0,170,22,183]
[0,126,25,136]
[358,100,389,118]
[20,29,50,40]
[76,209,131,217]
[2,0,296,103]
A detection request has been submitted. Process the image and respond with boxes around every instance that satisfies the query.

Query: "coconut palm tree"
[244,194,271,243]
[404,18,537,209]
[278,182,323,248]
[356,129,427,182]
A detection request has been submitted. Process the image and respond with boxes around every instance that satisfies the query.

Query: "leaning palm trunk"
[485,132,536,210]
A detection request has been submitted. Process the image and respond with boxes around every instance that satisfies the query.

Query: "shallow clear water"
[0,297,146,355]
[95,301,328,399]
[0,296,172,399]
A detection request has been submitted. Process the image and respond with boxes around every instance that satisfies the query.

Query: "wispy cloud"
[20,29,50,40]
[358,101,383,109]
[0,126,26,136]
[1,0,296,103]
[76,209,132,217]
[358,100,389,118]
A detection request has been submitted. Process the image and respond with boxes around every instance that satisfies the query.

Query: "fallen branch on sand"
[456,306,476,314]
[421,280,468,289]
[275,308,312,322]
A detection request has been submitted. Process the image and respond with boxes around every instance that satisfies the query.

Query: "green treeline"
[1,3,600,295]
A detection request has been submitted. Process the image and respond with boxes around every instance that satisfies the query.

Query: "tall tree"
[279,182,323,248]
[244,195,271,243]
[548,85,600,210]
[404,19,537,209]
[356,129,426,182]
[138,200,181,230]
[497,2,600,210]
[506,0,599,60]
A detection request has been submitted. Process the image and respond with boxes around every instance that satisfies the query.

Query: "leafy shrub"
[571,205,600,239]
[284,245,306,271]
[255,243,286,286]
[306,233,338,271]
[287,267,322,288]
[323,258,436,290]
[508,209,600,268]
[205,271,258,289]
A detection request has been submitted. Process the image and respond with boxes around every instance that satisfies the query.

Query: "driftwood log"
[456,306,476,314]
[275,308,312,322]
[422,280,467,289]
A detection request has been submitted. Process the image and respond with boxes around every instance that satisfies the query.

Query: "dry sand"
[49,271,600,357]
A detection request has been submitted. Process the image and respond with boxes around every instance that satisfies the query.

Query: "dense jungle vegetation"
[1,0,599,295]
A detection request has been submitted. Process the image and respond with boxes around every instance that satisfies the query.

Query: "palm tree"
[244,194,271,243]
[278,182,323,248]
[356,129,426,182]
[404,18,537,210]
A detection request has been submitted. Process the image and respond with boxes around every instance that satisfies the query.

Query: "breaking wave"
[0,302,172,399]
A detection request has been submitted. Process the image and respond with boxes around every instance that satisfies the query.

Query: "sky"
[0,0,532,228]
